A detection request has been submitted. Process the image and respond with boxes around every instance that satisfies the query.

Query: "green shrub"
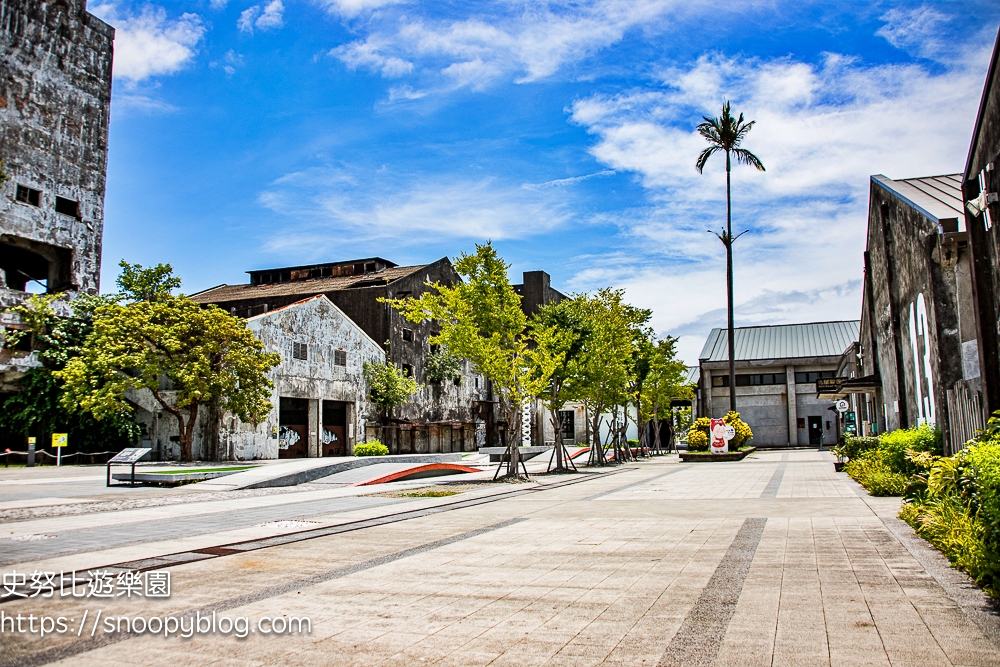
[686,429,709,452]
[879,424,942,472]
[354,440,389,457]
[837,436,880,461]
[723,410,753,448]
[844,449,907,496]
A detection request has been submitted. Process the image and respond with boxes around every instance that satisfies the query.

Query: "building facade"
[130,296,386,461]
[0,0,112,303]
[697,321,859,447]
[855,174,979,453]
[963,27,1000,433]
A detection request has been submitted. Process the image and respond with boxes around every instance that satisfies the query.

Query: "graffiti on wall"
[908,293,936,426]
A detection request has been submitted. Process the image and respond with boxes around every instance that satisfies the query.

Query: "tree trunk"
[653,407,662,454]
[151,389,196,462]
[726,151,736,413]
[588,409,604,466]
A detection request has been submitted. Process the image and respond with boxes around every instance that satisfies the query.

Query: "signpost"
[26,437,35,467]
[106,447,152,487]
[52,433,67,467]
[835,399,849,414]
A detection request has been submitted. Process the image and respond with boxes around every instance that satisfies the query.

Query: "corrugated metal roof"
[685,366,699,384]
[189,264,427,303]
[872,173,964,224]
[698,320,860,362]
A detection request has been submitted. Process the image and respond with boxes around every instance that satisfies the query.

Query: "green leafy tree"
[424,347,463,384]
[696,101,765,412]
[1,294,140,452]
[54,265,280,462]
[530,298,588,471]
[636,336,690,454]
[570,288,651,465]
[363,361,422,423]
[389,242,559,478]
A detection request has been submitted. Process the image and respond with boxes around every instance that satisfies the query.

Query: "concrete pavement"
[0,449,997,666]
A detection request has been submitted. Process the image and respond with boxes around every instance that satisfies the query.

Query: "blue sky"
[92,0,1000,364]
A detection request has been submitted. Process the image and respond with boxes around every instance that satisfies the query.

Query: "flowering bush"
[354,440,389,457]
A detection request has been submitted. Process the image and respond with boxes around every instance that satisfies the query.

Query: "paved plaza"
[1,450,999,666]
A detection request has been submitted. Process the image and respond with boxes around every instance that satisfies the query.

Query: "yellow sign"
[52,433,68,448]
[27,437,36,445]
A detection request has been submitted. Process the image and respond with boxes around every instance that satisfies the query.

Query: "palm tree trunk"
[726,151,736,413]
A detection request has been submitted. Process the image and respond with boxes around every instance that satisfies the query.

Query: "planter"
[680,447,756,462]
[834,461,845,472]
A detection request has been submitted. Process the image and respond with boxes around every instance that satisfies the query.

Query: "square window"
[15,185,40,207]
[402,363,413,377]
[334,349,347,366]
[292,342,308,361]
[54,196,78,218]
[797,418,805,429]
[402,328,414,342]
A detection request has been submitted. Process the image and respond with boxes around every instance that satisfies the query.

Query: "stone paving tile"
[2,455,999,667]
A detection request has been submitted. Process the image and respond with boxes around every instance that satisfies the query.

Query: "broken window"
[402,328,414,342]
[364,262,376,273]
[402,363,413,377]
[15,185,40,207]
[54,196,79,218]
[334,350,347,366]
[0,235,72,292]
[292,342,308,361]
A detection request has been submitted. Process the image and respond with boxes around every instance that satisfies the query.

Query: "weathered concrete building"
[697,321,859,447]
[0,0,112,302]
[855,174,978,452]
[191,257,493,454]
[963,27,1000,434]
[130,296,385,461]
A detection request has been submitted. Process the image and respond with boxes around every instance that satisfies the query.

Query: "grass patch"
[153,466,257,475]
[403,490,459,498]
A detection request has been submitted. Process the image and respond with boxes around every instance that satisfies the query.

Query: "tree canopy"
[54,264,280,461]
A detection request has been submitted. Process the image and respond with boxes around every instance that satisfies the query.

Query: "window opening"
[15,185,40,207]
[402,363,413,377]
[794,371,835,384]
[402,328,414,342]
[54,196,79,218]
[292,342,308,361]
[334,350,347,366]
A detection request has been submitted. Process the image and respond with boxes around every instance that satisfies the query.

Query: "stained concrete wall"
[130,297,385,461]
[0,0,112,302]
[862,177,974,452]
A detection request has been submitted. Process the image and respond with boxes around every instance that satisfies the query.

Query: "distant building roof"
[699,321,860,363]
[189,263,427,303]
[871,174,964,227]
[685,366,699,384]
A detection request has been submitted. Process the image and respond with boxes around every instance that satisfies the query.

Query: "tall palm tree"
[695,101,764,412]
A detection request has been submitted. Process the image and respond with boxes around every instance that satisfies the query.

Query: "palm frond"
[732,148,765,171]
[695,145,720,173]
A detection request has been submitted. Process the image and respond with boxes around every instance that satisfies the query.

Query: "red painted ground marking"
[352,463,482,486]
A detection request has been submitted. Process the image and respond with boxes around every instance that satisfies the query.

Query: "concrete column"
[786,366,798,446]
[346,402,356,455]
[307,399,320,457]
[701,367,713,418]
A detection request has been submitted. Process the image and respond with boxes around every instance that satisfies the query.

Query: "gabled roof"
[189,264,427,303]
[245,294,384,352]
[699,321,860,363]
[871,174,964,226]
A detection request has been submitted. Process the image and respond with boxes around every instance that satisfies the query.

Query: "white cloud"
[239,0,283,34]
[210,0,230,9]
[522,170,616,190]
[90,4,205,83]
[256,168,575,255]
[566,44,993,363]
[316,0,406,19]
[333,39,413,78]
[877,5,951,61]
[331,0,682,93]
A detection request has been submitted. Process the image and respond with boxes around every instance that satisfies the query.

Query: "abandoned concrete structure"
[853,174,977,453]
[191,257,494,455]
[130,296,385,461]
[963,27,1000,435]
[0,0,112,302]
[697,321,859,447]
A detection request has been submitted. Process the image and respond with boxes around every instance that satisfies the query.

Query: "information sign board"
[52,433,67,448]
[109,448,152,464]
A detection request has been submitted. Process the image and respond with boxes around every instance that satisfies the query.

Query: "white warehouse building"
[697,321,860,447]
